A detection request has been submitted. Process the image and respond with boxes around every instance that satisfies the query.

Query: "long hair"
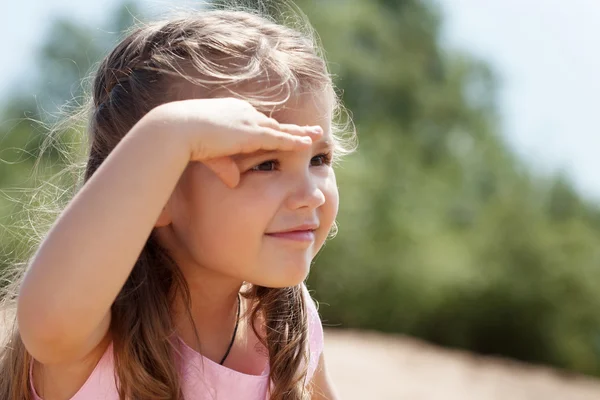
[0,5,356,400]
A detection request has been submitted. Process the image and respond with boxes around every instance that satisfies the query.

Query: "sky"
[436,0,600,201]
[2,0,600,199]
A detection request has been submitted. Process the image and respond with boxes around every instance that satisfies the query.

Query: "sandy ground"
[324,329,600,400]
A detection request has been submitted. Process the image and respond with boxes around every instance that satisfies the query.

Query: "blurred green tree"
[2,0,600,377]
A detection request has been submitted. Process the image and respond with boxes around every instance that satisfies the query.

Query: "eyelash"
[250,152,333,172]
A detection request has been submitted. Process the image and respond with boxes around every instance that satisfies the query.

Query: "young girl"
[0,4,355,400]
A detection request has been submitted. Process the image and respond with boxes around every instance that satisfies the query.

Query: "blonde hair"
[0,4,355,400]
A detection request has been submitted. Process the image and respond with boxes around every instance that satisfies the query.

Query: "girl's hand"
[145,97,323,187]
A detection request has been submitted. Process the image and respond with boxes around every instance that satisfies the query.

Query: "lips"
[265,223,318,242]
[268,223,319,234]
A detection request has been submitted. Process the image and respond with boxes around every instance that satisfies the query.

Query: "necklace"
[219,293,241,365]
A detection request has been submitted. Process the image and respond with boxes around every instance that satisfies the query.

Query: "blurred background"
[2,0,600,398]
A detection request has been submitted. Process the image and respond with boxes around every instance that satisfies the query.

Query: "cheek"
[184,168,275,272]
[324,182,339,225]
[315,173,340,249]
[326,169,340,214]
[331,173,340,213]
[194,197,261,265]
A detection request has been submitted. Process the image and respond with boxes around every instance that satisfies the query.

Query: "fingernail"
[310,126,323,134]
[301,137,313,144]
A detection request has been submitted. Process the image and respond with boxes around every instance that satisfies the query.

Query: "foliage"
[2,0,600,377]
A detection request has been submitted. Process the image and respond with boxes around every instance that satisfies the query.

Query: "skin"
[157,91,340,396]
[22,89,340,398]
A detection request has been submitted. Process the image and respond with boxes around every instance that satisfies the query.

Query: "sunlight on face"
[168,92,339,288]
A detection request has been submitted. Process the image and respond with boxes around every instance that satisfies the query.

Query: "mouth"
[265,230,316,242]
[265,224,318,242]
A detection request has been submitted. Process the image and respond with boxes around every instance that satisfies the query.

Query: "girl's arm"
[18,119,191,365]
[17,97,319,366]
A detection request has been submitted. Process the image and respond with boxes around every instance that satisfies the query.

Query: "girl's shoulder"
[30,341,118,400]
[301,282,325,379]
[30,283,324,400]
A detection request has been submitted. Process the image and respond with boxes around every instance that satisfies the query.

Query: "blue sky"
[3,0,600,200]
[437,0,600,200]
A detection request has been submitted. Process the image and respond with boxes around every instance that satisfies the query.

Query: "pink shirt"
[30,285,323,400]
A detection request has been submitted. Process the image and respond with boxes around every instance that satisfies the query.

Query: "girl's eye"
[311,153,333,167]
[250,160,279,172]
[249,153,332,173]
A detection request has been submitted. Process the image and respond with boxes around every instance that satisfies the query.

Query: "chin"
[255,260,311,288]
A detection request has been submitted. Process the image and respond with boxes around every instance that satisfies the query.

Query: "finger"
[203,157,241,188]
[257,117,281,131]
[279,124,323,139]
[245,128,313,153]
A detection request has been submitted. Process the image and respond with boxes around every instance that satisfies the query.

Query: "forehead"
[270,90,333,132]
[173,76,332,124]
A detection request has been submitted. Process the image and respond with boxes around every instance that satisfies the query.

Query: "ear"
[154,206,172,228]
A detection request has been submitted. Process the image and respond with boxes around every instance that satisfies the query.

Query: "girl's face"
[160,92,339,288]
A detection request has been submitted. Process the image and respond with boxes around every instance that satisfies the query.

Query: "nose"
[285,172,326,211]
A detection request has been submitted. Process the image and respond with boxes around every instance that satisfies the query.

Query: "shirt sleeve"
[301,282,324,382]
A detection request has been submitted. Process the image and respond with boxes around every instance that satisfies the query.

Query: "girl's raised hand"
[144,97,323,187]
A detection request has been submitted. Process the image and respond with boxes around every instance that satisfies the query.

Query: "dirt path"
[324,329,600,399]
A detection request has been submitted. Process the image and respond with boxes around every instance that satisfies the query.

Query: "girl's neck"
[155,226,261,365]
[171,265,247,364]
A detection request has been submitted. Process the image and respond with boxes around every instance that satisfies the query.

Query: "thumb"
[203,157,241,188]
